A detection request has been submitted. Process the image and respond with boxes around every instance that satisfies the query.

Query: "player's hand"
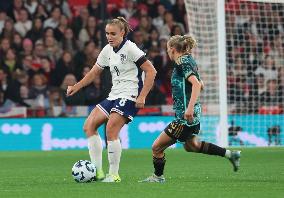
[66,85,79,96]
[184,106,194,123]
[135,96,145,108]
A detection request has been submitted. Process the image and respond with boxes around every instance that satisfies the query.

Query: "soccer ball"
[71,160,96,183]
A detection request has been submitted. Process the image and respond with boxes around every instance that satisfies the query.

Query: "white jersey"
[96,40,146,101]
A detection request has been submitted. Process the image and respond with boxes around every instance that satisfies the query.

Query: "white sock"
[87,135,103,171]
[225,150,232,158]
[107,139,122,176]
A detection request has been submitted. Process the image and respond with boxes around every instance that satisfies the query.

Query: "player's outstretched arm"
[66,64,103,96]
[136,60,157,108]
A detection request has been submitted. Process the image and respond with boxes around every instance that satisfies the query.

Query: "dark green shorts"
[164,120,200,142]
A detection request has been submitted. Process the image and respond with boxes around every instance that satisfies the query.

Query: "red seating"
[137,107,161,115]
[68,0,89,6]
[258,106,283,114]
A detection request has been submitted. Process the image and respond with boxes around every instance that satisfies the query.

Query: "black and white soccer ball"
[71,160,96,183]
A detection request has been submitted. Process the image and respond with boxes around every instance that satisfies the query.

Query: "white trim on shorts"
[97,104,110,118]
[128,115,134,120]
[111,108,133,121]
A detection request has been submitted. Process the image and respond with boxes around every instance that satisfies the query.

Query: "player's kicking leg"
[229,150,241,172]
[184,137,241,172]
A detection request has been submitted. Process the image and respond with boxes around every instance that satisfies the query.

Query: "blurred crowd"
[226,0,284,114]
[0,0,283,117]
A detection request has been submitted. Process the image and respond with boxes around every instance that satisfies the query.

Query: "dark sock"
[199,141,226,157]
[153,155,166,176]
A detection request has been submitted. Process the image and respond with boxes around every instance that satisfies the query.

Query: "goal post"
[217,0,229,147]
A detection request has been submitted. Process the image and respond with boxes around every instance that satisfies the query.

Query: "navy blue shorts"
[96,98,139,123]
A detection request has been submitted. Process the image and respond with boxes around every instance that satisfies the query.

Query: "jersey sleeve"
[181,63,197,80]
[96,45,110,69]
[128,42,146,62]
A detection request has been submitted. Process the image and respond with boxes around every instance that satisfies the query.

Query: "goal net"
[184,0,284,147]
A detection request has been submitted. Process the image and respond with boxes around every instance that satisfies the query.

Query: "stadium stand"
[0,0,282,118]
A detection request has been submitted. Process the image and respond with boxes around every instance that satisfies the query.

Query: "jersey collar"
[113,38,127,53]
[175,54,191,65]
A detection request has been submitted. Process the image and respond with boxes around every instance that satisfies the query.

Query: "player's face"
[105,24,124,47]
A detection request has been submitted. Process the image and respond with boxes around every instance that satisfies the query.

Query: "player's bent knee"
[106,124,116,135]
[191,141,201,151]
[189,142,200,152]
[106,124,115,134]
[183,144,192,152]
[152,143,162,155]
[184,141,201,152]
[83,122,99,137]
[183,144,197,152]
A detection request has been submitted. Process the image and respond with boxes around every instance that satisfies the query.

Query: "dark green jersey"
[171,54,201,126]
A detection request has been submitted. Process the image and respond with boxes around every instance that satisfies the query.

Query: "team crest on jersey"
[120,54,127,64]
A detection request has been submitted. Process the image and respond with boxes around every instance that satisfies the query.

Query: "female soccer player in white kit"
[67,17,157,182]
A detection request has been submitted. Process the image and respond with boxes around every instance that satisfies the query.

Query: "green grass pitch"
[0,148,283,198]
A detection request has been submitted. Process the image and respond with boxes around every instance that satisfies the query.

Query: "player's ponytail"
[107,17,132,38]
[183,35,197,53]
[117,17,132,37]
